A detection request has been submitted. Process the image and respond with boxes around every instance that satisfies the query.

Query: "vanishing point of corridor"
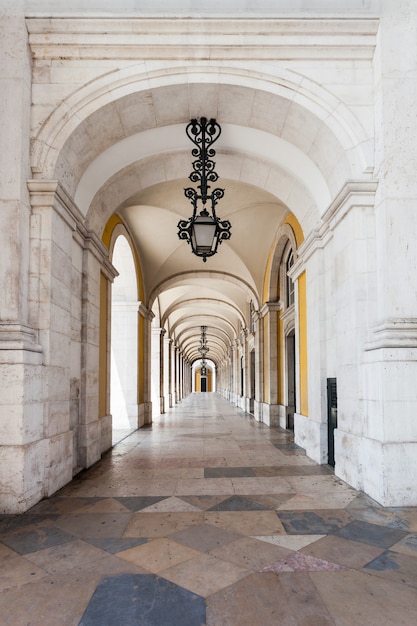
[1,394,417,625]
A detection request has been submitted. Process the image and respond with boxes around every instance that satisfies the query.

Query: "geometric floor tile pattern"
[1,393,417,625]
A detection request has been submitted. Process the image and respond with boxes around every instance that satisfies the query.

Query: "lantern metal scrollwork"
[177,117,232,261]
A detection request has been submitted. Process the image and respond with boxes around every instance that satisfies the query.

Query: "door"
[286,331,296,430]
[201,377,207,392]
[249,350,255,414]
[327,377,337,466]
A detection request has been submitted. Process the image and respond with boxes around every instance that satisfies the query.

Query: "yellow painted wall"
[102,213,144,302]
[298,271,308,415]
[263,315,269,399]
[283,213,304,246]
[262,245,274,304]
[278,316,285,405]
[98,272,108,417]
[195,369,213,391]
[138,313,144,404]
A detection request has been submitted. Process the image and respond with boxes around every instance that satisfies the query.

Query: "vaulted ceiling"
[32,54,371,364]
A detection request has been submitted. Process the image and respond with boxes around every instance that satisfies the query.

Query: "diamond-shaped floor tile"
[140,497,202,513]
[78,573,206,626]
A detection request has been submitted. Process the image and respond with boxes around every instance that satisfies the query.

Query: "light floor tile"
[204,510,286,536]
[251,534,325,550]
[117,538,200,573]
[161,553,249,597]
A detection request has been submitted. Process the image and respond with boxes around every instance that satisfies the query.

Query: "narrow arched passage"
[110,234,139,443]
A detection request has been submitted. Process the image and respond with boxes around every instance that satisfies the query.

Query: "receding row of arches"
[103,212,302,445]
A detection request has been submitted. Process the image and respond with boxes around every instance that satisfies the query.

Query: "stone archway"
[110,234,139,443]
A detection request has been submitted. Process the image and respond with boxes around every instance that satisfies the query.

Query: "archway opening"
[193,359,216,392]
[286,330,296,430]
[111,235,139,444]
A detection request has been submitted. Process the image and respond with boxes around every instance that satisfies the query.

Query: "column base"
[0,440,46,513]
[138,402,152,426]
[100,415,112,453]
[294,412,328,464]
[335,429,417,507]
[261,403,280,427]
[79,420,101,468]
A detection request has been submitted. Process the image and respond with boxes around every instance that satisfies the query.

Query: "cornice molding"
[289,179,378,280]
[27,17,379,61]
[365,319,417,351]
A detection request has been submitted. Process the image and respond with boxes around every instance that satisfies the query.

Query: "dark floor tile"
[333,520,408,549]
[245,494,295,509]
[178,496,230,510]
[277,510,353,535]
[79,572,206,626]
[0,525,75,555]
[84,537,148,554]
[114,497,168,512]
[207,496,270,512]
[0,514,58,534]
[204,467,255,478]
[391,533,417,556]
[364,550,417,588]
[274,443,303,450]
[27,497,104,515]
[252,465,333,477]
[347,505,412,530]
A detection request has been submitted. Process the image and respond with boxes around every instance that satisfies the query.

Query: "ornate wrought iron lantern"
[177,117,231,261]
[198,325,209,358]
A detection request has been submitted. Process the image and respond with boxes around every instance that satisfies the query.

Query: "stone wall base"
[294,412,328,464]
[335,429,417,507]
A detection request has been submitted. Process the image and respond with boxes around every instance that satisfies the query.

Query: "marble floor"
[1,393,417,625]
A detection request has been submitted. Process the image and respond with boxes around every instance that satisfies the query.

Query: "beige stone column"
[98,257,118,454]
[0,6,31,326]
[239,328,250,412]
[173,345,179,403]
[151,326,162,416]
[260,302,281,426]
[138,303,153,425]
[253,309,263,422]
[168,339,175,408]
[26,182,89,501]
[0,7,46,513]
[162,333,170,410]
[79,231,111,468]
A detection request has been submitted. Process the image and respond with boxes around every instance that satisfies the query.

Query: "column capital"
[260,301,282,317]
[138,302,154,320]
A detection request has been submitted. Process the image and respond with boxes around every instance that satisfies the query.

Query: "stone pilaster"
[0,5,46,513]
[259,302,281,426]
[138,303,153,425]
[252,309,263,422]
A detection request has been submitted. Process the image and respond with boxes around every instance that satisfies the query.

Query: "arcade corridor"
[1,394,416,625]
